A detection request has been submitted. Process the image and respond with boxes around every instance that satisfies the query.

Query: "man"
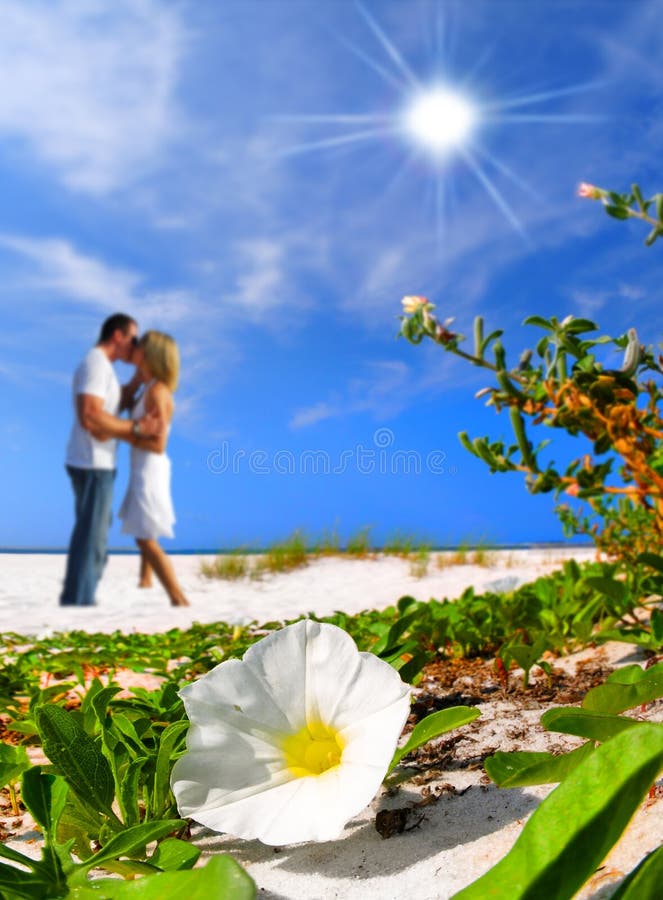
[60,313,162,606]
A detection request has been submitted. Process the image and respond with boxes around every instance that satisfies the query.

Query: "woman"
[119,330,189,607]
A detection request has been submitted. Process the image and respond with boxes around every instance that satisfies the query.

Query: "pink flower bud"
[577,182,604,200]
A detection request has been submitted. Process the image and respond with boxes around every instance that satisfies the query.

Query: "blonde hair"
[140,330,179,391]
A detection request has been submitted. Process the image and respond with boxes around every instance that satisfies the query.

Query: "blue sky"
[1,0,662,550]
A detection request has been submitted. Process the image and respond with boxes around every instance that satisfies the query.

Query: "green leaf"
[81,819,187,871]
[485,742,594,787]
[610,844,663,899]
[0,840,49,872]
[0,863,53,900]
[91,685,123,728]
[637,552,663,574]
[605,204,630,220]
[151,721,189,818]
[0,742,31,788]
[148,838,201,872]
[652,609,663,644]
[20,766,68,836]
[562,318,598,334]
[644,227,662,247]
[582,575,626,603]
[523,315,553,330]
[35,704,117,819]
[541,707,640,742]
[450,723,663,900]
[656,192,663,223]
[606,664,651,685]
[397,650,431,684]
[119,756,148,827]
[631,183,645,210]
[582,664,663,713]
[78,854,256,899]
[388,706,480,774]
[57,788,105,860]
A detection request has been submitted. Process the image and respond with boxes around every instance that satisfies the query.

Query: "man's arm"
[77,394,162,442]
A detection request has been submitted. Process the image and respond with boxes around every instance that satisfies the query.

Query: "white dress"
[118,382,176,540]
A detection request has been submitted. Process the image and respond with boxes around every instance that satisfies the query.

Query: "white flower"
[171,620,411,846]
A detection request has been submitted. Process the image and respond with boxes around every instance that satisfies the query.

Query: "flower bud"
[577,182,605,200]
[401,295,432,314]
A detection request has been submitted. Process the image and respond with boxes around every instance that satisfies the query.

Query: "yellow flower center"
[282,720,344,777]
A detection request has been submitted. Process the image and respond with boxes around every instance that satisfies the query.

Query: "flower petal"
[175,756,390,845]
[179,657,296,735]
[172,621,412,845]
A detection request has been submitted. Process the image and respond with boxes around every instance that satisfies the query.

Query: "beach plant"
[200,551,250,580]
[408,547,431,578]
[399,186,663,570]
[0,764,254,897]
[344,524,374,557]
[171,619,479,845]
[0,742,30,815]
[455,661,663,900]
[382,530,420,556]
[257,528,309,574]
[578,180,663,246]
[400,297,663,565]
[453,722,663,900]
[0,557,646,733]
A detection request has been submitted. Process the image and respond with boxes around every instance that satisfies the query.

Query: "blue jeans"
[60,466,116,606]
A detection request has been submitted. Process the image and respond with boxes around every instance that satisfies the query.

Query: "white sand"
[0,547,594,635]
[1,548,661,899]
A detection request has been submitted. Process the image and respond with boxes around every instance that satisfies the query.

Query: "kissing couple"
[60,313,189,608]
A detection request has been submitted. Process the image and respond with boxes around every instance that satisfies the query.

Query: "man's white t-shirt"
[65,347,121,470]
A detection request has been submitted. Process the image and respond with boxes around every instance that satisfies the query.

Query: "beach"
[0,546,595,635]
[1,547,661,899]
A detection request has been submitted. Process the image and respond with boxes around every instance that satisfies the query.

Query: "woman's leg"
[139,548,153,588]
[136,538,190,606]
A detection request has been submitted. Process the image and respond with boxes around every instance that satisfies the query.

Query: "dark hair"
[97,313,137,344]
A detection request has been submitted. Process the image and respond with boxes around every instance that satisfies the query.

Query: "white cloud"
[290,359,414,428]
[229,240,289,316]
[0,233,197,325]
[567,280,650,319]
[290,401,339,429]
[0,0,186,194]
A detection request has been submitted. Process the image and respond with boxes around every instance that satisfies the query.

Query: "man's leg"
[60,467,115,606]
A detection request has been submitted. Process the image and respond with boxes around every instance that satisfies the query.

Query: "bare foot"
[170,595,190,607]
[139,579,153,589]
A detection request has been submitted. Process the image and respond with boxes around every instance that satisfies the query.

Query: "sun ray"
[459,41,498,87]
[460,147,529,239]
[435,172,446,247]
[330,30,410,93]
[278,128,392,158]
[488,113,605,124]
[271,114,391,125]
[355,1,420,89]
[469,143,540,200]
[484,80,608,112]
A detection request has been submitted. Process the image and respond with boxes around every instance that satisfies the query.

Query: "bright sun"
[276,4,599,239]
[402,86,477,158]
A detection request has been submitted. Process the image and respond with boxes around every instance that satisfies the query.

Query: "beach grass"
[200,527,497,580]
[436,539,498,569]
[200,550,250,580]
